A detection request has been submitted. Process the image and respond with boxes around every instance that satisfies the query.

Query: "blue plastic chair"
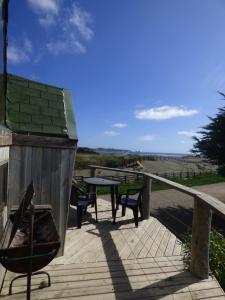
[116,187,144,227]
[70,183,97,228]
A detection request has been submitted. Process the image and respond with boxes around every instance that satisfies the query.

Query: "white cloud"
[112,123,127,128]
[27,0,60,27]
[25,1,94,59]
[69,3,94,41]
[46,41,67,55]
[40,3,93,56]
[47,33,86,55]
[139,135,154,141]
[39,14,56,26]
[71,40,87,54]
[7,46,29,64]
[7,38,33,64]
[177,131,201,138]
[135,106,198,120]
[24,38,33,54]
[103,131,120,137]
[27,0,59,15]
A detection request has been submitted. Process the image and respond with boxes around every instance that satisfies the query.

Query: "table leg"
[94,191,98,222]
[110,186,116,224]
[115,185,119,210]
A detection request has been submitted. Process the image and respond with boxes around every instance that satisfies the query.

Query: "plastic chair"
[70,183,97,228]
[116,187,144,227]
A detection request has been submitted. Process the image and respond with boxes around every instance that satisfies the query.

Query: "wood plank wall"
[0,146,9,288]
[7,145,75,256]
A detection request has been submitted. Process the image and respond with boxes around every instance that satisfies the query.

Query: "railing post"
[142,175,151,220]
[190,196,212,279]
[90,167,96,177]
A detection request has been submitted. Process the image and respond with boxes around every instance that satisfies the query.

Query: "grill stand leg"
[27,272,31,300]
[9,271,51,295]
[27,204,34,300]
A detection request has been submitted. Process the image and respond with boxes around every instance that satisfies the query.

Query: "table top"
[83,177,121,186]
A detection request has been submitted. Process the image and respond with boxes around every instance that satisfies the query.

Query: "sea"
[130,151,190,158]
[95,148,191,158]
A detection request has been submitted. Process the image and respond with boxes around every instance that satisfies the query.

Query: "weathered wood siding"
[0,146,9,287]
[7,145,75,256]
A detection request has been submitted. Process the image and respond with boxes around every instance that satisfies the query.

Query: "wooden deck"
[1,198,224,299]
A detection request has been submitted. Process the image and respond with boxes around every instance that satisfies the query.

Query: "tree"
[192,93,225,165]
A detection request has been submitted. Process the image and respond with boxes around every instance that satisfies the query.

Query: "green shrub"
[210,230,225,289]
[218,164,225,177]
[182,229,225,290]
[75,153,125,169]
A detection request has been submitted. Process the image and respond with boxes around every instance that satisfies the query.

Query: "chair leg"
[133,207,139,227]
[77,206,82,228]
[122,204,126,217]
[94,197,98,222]
[91,187,96,207]
[116,196,120,210]
[139,202,143,220]
[115,187,119,210]
[114,205,117,223]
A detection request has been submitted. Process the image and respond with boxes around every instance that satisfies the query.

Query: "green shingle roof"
[2,74,77,139]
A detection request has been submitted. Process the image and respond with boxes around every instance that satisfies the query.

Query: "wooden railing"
[75,170,217,183]
[89,165,225,280]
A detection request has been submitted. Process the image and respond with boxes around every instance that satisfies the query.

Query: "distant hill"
[78,147,189,157]
[77,147,132,155]
[77,147,98,154]
[94,148,132,155]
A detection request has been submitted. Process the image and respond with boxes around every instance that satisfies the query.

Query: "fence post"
[190,196,212,279]
[90,167,96,177]
[142,175,151,219]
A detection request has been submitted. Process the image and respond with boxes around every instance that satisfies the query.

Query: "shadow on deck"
[1,198,224,299]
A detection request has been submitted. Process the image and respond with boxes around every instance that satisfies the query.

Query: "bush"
[182,229,225,290]
[218,164,225,177]
[210,230,225,289]
[103,156,124,168]
[75,153,125,169]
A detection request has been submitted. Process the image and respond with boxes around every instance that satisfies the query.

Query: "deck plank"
[1,198,224,300]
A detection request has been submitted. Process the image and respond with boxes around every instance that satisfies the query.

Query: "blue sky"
[7,0,225,153]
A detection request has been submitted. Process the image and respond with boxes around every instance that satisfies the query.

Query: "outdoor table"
[83,177,121,224]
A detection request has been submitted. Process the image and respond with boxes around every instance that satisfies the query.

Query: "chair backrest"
[70,185,79,206]
[70,183,87,206]
[126,186,145,204]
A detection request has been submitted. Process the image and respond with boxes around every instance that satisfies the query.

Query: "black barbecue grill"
[0,182,60,300]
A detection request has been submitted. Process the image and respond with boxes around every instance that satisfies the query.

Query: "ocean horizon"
[95,148,191,157]
[135,151,190,157]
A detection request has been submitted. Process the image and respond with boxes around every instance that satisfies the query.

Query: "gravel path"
[150,182,225,238]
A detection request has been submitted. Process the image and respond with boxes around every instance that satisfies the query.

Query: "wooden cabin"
[0,73,77,284]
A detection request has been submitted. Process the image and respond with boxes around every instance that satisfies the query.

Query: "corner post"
[90,167,96,177]
[190,196,212,279]
[142,175,151,219]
